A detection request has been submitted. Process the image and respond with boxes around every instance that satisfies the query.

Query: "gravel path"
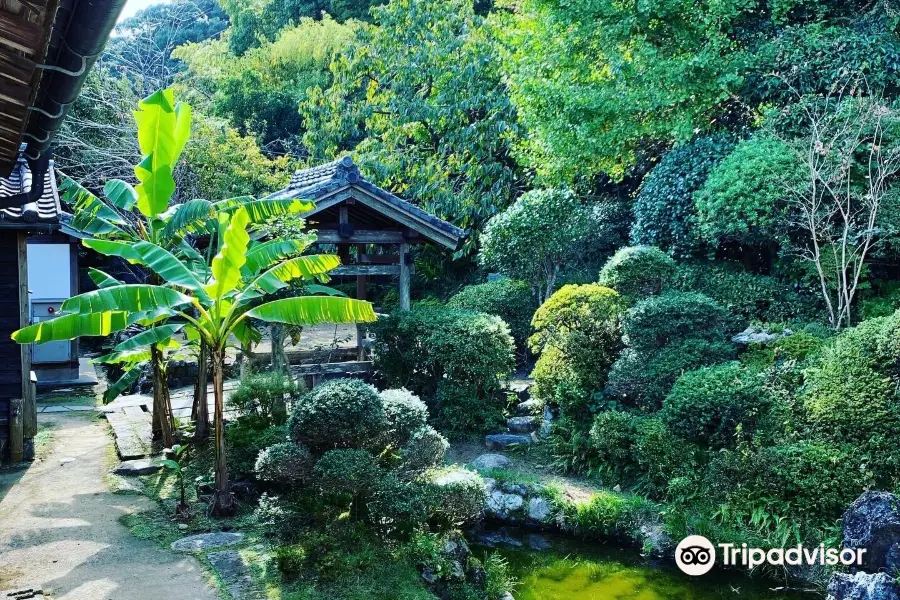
[0,413,218,600]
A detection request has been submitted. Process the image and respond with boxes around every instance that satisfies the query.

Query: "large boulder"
[828,572,900,600]
[471,453,512,471]
[843,491,900,574]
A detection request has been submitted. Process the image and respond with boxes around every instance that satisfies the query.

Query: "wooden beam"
[356,245,367,361]
[292,361,374,376]
[399,242,411,311]
[9,398,22,463]
[17,232,34,446]
[332,265,401,276]
[0,13,45,56]
[359,254,399,265]
[315,230,409,244]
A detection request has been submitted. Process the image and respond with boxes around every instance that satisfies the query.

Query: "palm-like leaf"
[104,179,138,211]
[113,324,183,353]
[83,240,208,298]
[242,239,310,277]
[88,268,122,289]
[103,364,144,403]
[13,312,132,343]
[239,255,340,302]
[162,199,216,238]
[246,297,377,326]
[60,176,127,236]
[213,196,314,223]
[205,207,250,300]
[61,285,192,315]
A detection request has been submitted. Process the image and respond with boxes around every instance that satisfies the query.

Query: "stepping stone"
[507,416,539,433]
[113,459,160,476]
[485,433,532,450]
[206,549,266,600]
[106,411,152,460]
[516,398,544,416]
[471,453,512,471]
[171,532,245,553]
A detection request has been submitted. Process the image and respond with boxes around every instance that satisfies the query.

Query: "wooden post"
[399,242,411,311]
[356,243,368,360]
[17,232,35,457]
[9,398,23,463]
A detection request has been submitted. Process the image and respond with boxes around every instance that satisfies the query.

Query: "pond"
[482,532,817,600]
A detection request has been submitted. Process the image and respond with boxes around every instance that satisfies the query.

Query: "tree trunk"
[210,348,235,517]
[271,323,287,373]
[151,345,174,448]
[193,340,210,441]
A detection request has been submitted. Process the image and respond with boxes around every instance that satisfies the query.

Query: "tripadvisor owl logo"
[675,535,716,576]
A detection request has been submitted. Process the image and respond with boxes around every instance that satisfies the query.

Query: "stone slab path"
[0,413,218,600]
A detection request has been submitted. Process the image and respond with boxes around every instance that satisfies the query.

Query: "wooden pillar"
[399,242,411,311]
[356,243,367,360]
[17,232,35,458]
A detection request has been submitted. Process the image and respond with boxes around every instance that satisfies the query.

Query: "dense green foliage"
[228,371,302,426]
[598,246,676,302]
[447,278,535,352]
[371,307,515,435]
[622,292,728,353]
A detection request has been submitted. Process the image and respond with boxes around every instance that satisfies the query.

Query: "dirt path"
[0,413,218,600]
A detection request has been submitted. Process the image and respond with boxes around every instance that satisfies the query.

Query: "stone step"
[485,433,533,450]
[507,416,540,433]
[515,398,544,416]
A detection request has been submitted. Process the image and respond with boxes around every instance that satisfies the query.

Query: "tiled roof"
[278,156,465,248]
[0,157,61,227]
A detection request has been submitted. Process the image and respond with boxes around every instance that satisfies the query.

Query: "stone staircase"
[484,380,553,450]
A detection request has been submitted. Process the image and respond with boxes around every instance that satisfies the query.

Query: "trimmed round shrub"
[447,278,536,351]
[380,388,429,448]
[695,135,803,246]
[313,449,382,497]
[588,410,637,475]
[255,442,314,485]
[663,363,772,448]
[428,468,486,527]
[606,339,735,411]
[289,378,387,452]
[675,261,820,324]
[529,284,624,411]
[623,291,728,353]
[228,371,301,426]
[399,426,449,476]
[631,134,735,256]
[803,315,900,481]
[372,306,515,436]
[598,246,676,301]
[632,417,697,497]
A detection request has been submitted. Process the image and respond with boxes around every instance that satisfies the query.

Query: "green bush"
[314,449,383,498]
[695,135,803,247]
[631,134,735,256]
[632,417,697,497]
[675,261,820,324]
[289,378,387,452]
[803,315,900,482]
[381,389,429,448]
[588,410,637,476]
[557,491,651,541]
[398,426,449,477]
[606,339,735,411]
[427,468,486,527]
[372,306,515,436]
[598,246,676,301]
[663,363,772,449]
[529,284,623,412]
[255,442,314,486]
[226,419,289,479]
[623,291,728,353]
[447,278,536,352]
[228,371,302,426]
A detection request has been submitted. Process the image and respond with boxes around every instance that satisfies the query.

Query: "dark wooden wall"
[0,233,23,456]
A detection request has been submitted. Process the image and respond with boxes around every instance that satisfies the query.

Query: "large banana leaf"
[94,348,153,365]
[113,324,183,353]
[205,207,250,300]
[104,179,138,211]
[242,239,309,277]
[213,196,315,223]
[103,364,144,404]
[88,268,121,289]
[246,297,377,326]
[134,156,176,219]
[61,285,191,315]
[12,312,131,343]
[239,255,340,303]
[60,176,127,236]
[162,199,216,238]
[134,89,190,169]
[83,239,208,298]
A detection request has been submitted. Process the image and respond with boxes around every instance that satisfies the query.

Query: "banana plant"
[13,204,377,516]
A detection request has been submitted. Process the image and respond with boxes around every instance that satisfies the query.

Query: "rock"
[499,593,515,600]
[539,405,554,438]
[640,524,673,556]
[612,484,622,493]
[842,491,900,574]
[113,459,160,476]
[421,567,438,584]
[449,560,466,581]
[507,416,539,434]
[516,398,544,416]
[231,481,258,502]
[475,529,523,548]
[828,571,900,600]
[206,549,267,600]
[731,325,793,345]
[109,475,143,494]
[527,533,552,551]
[471,454,512,471]
[178,524,189,530]
[171,532,245,552]
[487,490,524,518]
[485,433,533,450]
[59,457,76,465]
[527,497,553,522]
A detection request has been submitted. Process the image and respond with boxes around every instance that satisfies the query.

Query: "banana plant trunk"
[151,344,175,448]
[192,341,210,441]
[271,323,287,373]
[210,348,235,516]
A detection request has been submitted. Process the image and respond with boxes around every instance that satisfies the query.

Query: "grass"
[33,422,56,460]
[37,388,98,407]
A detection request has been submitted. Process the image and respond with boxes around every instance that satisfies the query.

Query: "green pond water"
[489,536,816,600]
